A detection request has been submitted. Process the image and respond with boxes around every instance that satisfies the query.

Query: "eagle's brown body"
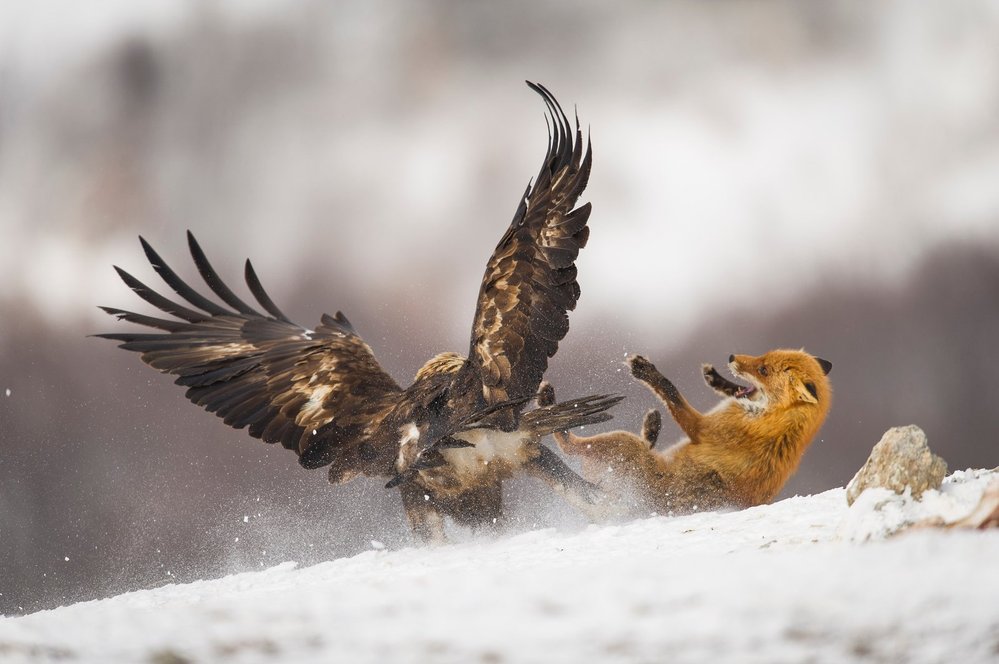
[98,83,615,543]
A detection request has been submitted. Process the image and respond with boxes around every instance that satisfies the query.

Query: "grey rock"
[846,425,948,506]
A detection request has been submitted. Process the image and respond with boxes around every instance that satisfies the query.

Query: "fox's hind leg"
[537,381,582,453]
[538,381,617,455]
[641,409,662,448]
[628,355,703,441]
[536,382,556,408]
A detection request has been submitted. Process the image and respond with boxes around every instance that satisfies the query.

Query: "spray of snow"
[1,470,995,663]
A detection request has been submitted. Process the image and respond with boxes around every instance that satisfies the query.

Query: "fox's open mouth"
[726,365,761,401]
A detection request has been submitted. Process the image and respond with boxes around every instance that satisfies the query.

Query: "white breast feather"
[442,428,528,478]
[396,423,420,471]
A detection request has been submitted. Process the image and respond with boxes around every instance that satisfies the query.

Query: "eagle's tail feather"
[519,393,624,437]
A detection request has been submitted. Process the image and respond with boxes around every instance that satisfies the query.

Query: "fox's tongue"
[736,386,757,398]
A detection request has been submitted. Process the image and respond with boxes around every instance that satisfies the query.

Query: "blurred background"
[2,0,999,615]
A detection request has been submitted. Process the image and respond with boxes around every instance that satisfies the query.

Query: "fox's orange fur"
[550,349,832,517]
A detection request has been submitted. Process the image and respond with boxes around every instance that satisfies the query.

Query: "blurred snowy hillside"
[1,0,998,614]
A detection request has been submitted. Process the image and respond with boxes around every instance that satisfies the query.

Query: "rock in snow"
[846,425,948,505]
[0,469,997,664]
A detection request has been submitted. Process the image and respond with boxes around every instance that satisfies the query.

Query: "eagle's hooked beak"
[434,436,475,450]
[385,472,410,489]
[386,426,476,489]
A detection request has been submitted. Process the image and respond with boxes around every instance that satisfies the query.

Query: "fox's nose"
[728,354,735,363]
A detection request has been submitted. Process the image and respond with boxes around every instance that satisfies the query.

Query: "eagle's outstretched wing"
[97,232,402,472]
[464,82,593,414]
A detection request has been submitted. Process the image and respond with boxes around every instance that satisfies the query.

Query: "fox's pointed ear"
[793,377,819,404]
[815,357,832,375]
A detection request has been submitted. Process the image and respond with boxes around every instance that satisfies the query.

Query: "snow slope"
[1,470,997,664]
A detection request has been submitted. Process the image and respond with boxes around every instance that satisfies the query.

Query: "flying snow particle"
[370,540,386,550]
[243,515,249,523]
[4,388,10,397]
[424,494,430,501]
[235,537,239,543]
[64,557,69,562]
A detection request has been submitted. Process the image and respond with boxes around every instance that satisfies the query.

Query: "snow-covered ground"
[1,470,997,663]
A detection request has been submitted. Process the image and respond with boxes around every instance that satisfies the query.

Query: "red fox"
[545,350,832,517]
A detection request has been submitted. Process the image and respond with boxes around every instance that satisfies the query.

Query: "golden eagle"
[97,82,619,543]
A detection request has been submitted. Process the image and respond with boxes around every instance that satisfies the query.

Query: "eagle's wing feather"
[97,232,402,470]
[465,82,592,411]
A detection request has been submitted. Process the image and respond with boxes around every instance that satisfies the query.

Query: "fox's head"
[727,349,832,411]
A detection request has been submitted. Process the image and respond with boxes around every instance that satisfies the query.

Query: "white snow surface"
[2,471,998,663]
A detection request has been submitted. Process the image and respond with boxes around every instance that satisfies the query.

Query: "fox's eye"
[758,365,768,376]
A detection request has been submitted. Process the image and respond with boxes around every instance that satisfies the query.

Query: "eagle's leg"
[524,445,608,520]
[399,482,447,545]
[442,481,507,533]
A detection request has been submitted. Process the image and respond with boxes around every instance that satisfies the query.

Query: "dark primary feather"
[463,81,593,412]
[96,235,402,471]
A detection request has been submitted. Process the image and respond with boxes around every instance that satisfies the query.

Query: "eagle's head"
[414,352,466,383]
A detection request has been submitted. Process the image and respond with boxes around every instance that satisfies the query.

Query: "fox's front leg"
[628,355,703,441]
[702,364,743,398]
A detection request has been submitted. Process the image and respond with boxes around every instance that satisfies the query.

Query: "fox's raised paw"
[627,354,658,382]
[642,409,662,447]
[536,381,555,408]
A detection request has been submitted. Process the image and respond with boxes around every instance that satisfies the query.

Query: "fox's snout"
[727,354,752,374]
